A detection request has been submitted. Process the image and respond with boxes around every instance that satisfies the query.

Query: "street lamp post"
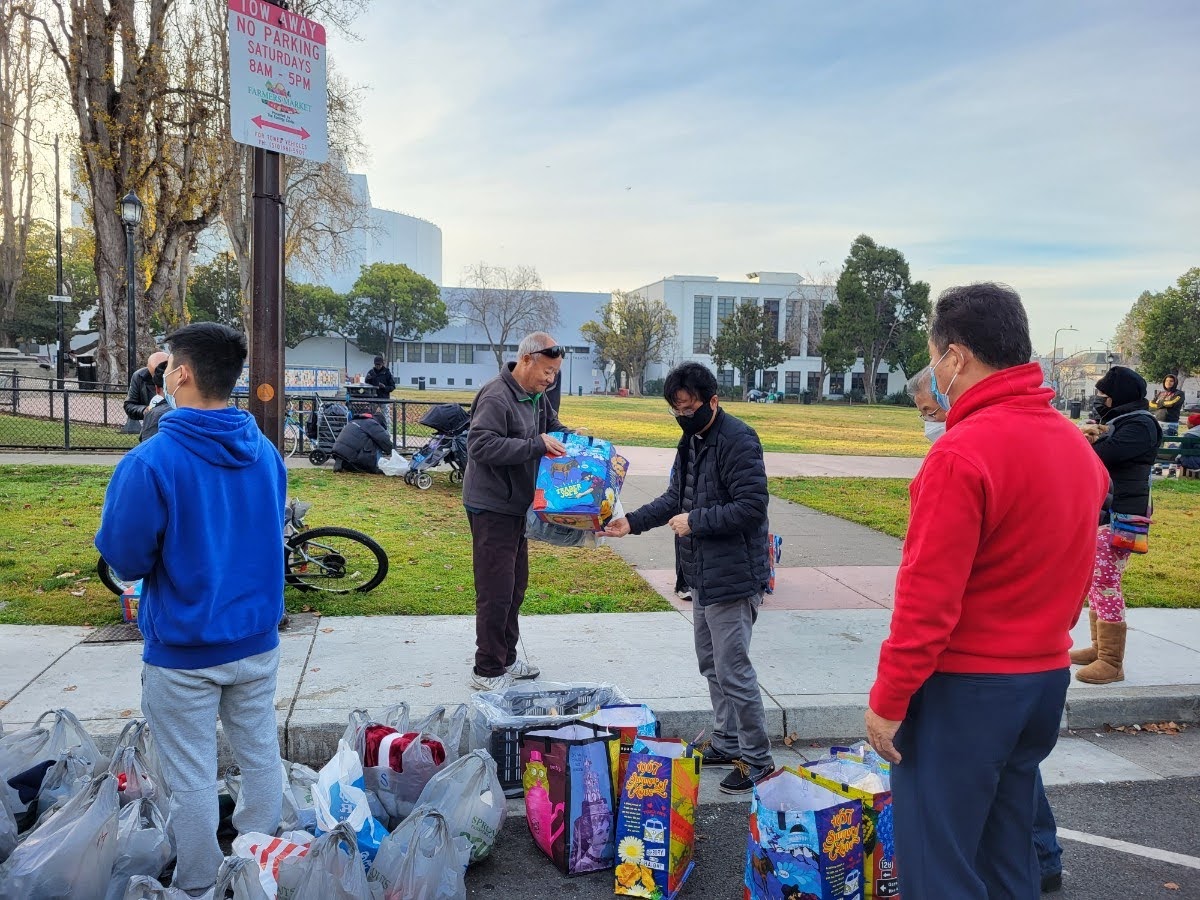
[120,191,143,386]
[1051,326,1078,398]
[53,137,65,390]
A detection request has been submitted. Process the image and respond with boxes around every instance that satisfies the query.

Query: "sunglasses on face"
[532,345,565,359]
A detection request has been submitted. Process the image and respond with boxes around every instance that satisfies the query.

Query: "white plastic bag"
[120,876,190,899]
[0,772,121,900]
[0,709,101,814]
[104,798,173,900]
[313,741,389,868]
[276,821,378,900]
[215,855,273,900]
[414,750,506,865]
[34,748,94,819]
[107,721,170,817]
[345,705,468,827]
[379,451,410,477]
[0,793,15,865]
[368,806,468,900]
[231,831,310,898]
[226,759,320,834]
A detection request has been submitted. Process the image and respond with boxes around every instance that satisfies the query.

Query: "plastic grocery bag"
[214,855,273,900]
[120,876,190,899]
[0,709,101,814]
[226,759,320,834]
[414,749,506,865]
[103,798,173,900]
[34,747,93,819]
[108,720,170,816]
[0,793,15,865]
[344,705,468,827]
[525,506,609,548]
[379,451,410,477]
[276,821,378,900]
[368,806,468,900]
[313,740,389,867]
[581,703,659,785]
[231,831,310,898]
[0,772,121,900]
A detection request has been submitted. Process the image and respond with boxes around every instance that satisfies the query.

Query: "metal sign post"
[227,0,327,448]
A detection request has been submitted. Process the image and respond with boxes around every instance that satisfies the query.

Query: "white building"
[636,272,907,397]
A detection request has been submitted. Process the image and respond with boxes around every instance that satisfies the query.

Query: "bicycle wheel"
[96,556,137,596]
[283,422,301,458]
[285,526,389,594]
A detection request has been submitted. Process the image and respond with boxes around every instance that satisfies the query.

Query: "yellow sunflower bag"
[614,737,702,900]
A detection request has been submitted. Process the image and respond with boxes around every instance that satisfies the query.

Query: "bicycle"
[96,500,389,596]
[282,402,304,459]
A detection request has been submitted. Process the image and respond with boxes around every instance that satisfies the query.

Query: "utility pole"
[54,136,64,390]
[249,140,284,449]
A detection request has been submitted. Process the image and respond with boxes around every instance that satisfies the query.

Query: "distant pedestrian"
[1149,375,1185,436]
[462,332,570,691]
[605,362,774,795]
[365,355,396,400]
[96,323,288,896]
[138,360,171,442]
[1071,366,1161,685]
[865,283,1109,898]
[124,350,169,429]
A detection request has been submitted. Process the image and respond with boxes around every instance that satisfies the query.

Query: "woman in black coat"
[1070,366,1161,684]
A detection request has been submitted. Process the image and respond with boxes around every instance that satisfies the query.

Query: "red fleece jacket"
[869,363,1110,721]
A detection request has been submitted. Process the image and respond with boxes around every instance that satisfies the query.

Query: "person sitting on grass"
[331,410,394,474]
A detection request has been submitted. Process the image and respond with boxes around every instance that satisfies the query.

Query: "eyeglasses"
[918,410,940,422]
[531,345,565,359]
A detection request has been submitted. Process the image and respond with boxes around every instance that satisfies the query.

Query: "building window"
[466,378,473,386]
[458,345,474,365]
[716,296,736,339]
[785,371,803,394]
[411,377,419,385]
[717,368,734,389]
[424,343,439,363]
[504,344,518,352]
[693,296,713,353]
[448,378,455,386]
[762,370,778,391]
[429,378,437,385]
[808,371,823,395]
[441,343,456,364]
[785,300,803,354]
[764,299,781,341]
[851,372,865,393]
[875,373,890,397]
[406,343,421,363]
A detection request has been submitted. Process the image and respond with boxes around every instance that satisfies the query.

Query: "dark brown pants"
[468,510,528,677]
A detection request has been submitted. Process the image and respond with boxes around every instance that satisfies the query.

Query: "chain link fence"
[0,372,469,455]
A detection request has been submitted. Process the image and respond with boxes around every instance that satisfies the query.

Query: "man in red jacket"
[866,283,1110,899]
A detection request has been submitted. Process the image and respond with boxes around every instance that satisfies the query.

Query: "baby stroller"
[305,400,350,466]
[406,403,470,489]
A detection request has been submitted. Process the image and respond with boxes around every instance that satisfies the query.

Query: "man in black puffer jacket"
[332,412,394,474]
[605,362,773,795]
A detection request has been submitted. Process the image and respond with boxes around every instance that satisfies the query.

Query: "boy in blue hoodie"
[96,323,288,897]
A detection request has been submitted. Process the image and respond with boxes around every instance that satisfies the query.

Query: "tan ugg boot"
[1075,620,1126,684]
[1069,609,1099,666]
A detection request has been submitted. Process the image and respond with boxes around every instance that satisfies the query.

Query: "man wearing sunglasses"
[462,331,572,691]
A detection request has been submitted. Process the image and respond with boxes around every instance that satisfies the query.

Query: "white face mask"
[924,420,946,442]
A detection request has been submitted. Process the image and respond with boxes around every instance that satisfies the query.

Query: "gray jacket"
[462,364,567,517]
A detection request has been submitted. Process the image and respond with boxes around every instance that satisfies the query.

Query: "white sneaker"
[471,671,515,692]
[507,658,540,680]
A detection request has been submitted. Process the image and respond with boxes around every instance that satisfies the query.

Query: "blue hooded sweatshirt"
[96,406,288,669]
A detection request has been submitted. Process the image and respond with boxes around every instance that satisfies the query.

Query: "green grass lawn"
[0,413,136,450]
[770,476,1200,609]
[0,465,667,626]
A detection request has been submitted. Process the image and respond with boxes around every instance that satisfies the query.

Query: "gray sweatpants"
[142,647,282,893]
[694,596,772,769]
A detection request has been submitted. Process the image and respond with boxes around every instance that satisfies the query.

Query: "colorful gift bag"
[533,432,629,531]
[121,580,142,624]
[614,737,702,900]
[519,722,620,876]
[744,767,864,900]
[799,749,897,899]
[766,534,783,595]
[581,705,660,785]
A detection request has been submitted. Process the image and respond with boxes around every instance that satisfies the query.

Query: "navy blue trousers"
[892,669,1069,899]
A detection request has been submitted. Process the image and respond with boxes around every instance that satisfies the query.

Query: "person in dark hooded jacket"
[1070,366,1160,685]
[332,412,394,474]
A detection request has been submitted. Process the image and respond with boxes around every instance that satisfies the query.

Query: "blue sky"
[329,0,1199,355]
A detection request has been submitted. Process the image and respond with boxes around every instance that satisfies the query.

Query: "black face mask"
[677,402,715,436]
[1092,397,1110,420]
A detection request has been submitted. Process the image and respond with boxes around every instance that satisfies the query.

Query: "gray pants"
[142,647,282,892]
[694,596,772,768]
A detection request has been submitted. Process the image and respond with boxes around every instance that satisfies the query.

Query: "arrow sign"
[251,115,311,141]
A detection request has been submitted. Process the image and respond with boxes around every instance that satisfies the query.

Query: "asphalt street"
[465,776,1200,899]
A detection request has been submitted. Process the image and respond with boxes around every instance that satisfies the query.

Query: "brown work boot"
[1068,609,1099,666]
[1075,619,1126,684]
